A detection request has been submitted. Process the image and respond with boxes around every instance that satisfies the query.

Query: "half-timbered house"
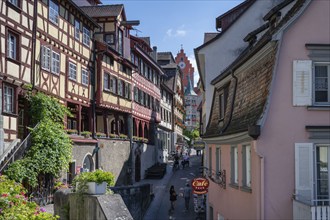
[130,36,162,181]
[157,52,186,153]
[0,0,35,160]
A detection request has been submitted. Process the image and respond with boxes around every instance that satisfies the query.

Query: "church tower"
[175,46,194,91]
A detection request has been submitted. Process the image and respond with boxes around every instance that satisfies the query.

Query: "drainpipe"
[31,0,37,88]
[260,155,265,220]
[91,35,99,169]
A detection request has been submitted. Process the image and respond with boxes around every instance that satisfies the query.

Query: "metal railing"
[0,123,38,173]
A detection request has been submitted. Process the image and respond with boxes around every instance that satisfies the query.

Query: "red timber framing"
[130,36,163,143]
[94,40,134,138]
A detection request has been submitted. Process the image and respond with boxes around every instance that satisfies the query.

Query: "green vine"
[5,92,73,187]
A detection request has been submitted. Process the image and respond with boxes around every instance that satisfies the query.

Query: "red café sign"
[191,177,209,195]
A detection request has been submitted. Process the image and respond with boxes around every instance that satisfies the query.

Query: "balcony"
[293,199,330,220]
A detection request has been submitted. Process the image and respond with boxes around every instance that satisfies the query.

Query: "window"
[83,27,90,46]
[295,143,330,205]
[219,87,228,121]
[110,76,117,94]
[41,46,50,70]
[208,147,212,176]
[74,19,80,40]
[134,87,138,101]
[118,80,123,96]
[105,34,114,45]
[3,85,15,114]
[82,68,88,85]
[118,29,123,55]
[49,0,59,25]
[51,51,60,74]
[68,62,77,80]
[7,31,18,60]
[104,72,110,90]
[124,83,131,99]
[216,147,221,178]
[41,46,60,75]
[231,146,238,185]
[8,0,19,8]
[314,63,330,105]
[242,145,251,188]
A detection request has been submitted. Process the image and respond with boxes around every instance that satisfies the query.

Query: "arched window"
[83,154,94,172]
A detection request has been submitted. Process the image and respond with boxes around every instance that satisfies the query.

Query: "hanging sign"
[192,177,209,194]
[193,141,205,150]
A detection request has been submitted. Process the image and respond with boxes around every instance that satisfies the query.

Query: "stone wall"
[54,189,133,220]
[98,139,131,186]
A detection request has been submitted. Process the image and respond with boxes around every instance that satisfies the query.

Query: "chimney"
[152,46,157,61]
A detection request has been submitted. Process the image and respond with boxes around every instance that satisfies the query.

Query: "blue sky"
[102,0,244,85]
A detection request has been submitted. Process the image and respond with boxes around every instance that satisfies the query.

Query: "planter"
[77,182,107,195]
[86,182,107,194]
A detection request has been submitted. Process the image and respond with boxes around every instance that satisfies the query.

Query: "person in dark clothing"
[183,183,192,211]
[169,185,177,210]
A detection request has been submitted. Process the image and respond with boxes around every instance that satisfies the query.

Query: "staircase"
[0,126,35,173]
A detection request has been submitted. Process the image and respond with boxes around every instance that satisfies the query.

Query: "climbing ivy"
[5,92,73,187]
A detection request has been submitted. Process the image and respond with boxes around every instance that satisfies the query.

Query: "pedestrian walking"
[183,183,192,211]
[169,185,177,211]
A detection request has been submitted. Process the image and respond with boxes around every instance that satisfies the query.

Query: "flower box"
[86,182,107,195]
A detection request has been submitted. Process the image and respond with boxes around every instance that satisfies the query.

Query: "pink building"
[200,0,330,219]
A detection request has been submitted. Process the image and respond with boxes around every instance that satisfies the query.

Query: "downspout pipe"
[91,35,99,169]
[31,0,38,88]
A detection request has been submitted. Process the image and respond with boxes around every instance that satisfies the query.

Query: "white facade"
[195,0,281,132]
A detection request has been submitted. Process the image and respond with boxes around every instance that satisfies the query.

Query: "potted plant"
[66,129,78,135]
[73,169,115,195]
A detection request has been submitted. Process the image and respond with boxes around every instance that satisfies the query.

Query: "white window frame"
[74,19,80,40]
[51,51,60,75]
[82,68,89,86]
[242,145,251,188]
[313,63,330,105]
[49,0,59,25]
[83,27,90,46]
[41,46,51,71]
[68,62,77,81]
[7,32,17,60]
[295,143,330,205]
[110,76,117,94]
[231,146,238,185]
[4,85,15,113]
[216,147,221,178]
[104,72,110,91]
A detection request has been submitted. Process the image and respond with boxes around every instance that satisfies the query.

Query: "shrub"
[73,169,115,186]
[0,175,57,219]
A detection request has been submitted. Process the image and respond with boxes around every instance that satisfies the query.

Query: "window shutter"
[293,60,312,106]
[295,143,314,205]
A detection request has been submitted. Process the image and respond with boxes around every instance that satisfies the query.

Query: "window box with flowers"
[109,133,119,139]
[119,134,128,139]
[80,131,91,138]
[96,132,106,138]
[66,129,78,135]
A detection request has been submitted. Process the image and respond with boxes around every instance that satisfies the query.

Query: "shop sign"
[192,177,209,194]
[193,141,205,150]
